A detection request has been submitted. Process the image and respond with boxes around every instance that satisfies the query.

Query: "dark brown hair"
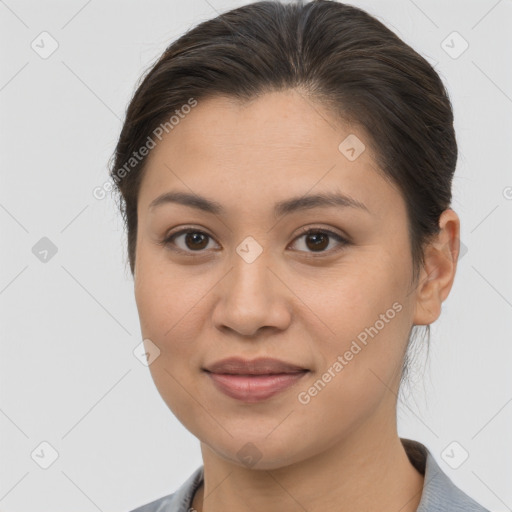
[109,0,457,388]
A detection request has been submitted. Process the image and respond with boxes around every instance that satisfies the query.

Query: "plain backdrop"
[1,0,511,511]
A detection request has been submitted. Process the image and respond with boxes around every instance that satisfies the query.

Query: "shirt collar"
[401,438,488,511]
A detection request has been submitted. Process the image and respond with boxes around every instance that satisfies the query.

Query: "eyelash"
[159,225,350,258]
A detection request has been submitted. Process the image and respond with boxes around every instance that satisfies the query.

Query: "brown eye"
[305,231,329,251]
[162,228,218,254]
[289,228,349,255]
[161,226,349,258]
[183,231,209,250]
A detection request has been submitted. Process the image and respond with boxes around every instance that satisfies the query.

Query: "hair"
[109,0,457,392]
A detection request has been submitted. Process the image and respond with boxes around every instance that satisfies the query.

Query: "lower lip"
[205,371,308,402]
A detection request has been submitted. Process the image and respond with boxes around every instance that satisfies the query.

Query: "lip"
[204,356,308,375]
[203,357,309,403]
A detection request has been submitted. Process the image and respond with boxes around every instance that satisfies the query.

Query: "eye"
[160,227,220,255]
[288,227,349,256]
[159,226,350,257]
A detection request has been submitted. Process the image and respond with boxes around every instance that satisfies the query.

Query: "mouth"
[204,371,309,402]
[203,357,310,402]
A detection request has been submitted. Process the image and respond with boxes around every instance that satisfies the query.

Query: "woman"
[110,1,490,510]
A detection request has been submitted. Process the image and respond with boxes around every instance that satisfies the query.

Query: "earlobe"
[412,209,461,326]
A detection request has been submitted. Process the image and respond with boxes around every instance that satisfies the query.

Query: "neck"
[192,415,424,512]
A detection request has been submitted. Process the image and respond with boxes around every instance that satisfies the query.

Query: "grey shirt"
[129,438,490,512]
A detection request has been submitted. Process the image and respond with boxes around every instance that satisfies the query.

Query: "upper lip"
[203,357,308,375]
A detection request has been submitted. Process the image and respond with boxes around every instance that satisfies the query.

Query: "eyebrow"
[148,190,371,217]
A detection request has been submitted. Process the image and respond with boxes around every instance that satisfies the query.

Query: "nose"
[211,251,292,338]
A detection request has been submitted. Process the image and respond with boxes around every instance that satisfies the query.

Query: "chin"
[201,431,318,471]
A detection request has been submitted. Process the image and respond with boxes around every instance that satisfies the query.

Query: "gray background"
[1,0,511,510]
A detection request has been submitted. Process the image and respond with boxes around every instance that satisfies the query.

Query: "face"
[133,90,423,469]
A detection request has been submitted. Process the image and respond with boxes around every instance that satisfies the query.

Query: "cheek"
[302,256,407,341]
[295,304,409,444]
[134,249,204,344]
[134,263,208,428]
[135,282,201,362]
[133,255,213,391]
[302,256,410,396]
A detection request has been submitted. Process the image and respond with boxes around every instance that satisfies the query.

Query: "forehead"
[138,90,403,220]
[153,91,344,156]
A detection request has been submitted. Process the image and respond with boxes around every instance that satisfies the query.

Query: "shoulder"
[419,469,491,512]
[401,438,490,512]
[129,493,176,512]
[128,465,204,512]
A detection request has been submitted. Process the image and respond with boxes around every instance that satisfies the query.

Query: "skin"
[133,90,460,512]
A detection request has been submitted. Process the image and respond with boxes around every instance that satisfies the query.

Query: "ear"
[413,208,461,326]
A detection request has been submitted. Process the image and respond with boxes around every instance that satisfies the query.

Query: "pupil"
[186,232,208,250]
[307,232,328,251]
